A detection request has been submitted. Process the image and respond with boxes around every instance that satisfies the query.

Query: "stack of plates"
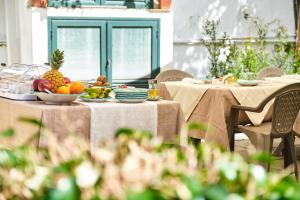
[114,88,148,103]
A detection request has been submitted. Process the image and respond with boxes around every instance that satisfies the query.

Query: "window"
[48,0,153,9]
[49,18,160,87]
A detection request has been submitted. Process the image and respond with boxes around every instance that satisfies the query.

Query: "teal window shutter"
[107,20,159,86]
[48,18,160,87]
[49,19,107,81]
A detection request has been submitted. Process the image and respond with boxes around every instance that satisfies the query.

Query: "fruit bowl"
[35,92,79,105]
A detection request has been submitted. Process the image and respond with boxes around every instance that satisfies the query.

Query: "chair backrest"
[271,84,300,136]
[257,67,284,80]
[155,69,193,84]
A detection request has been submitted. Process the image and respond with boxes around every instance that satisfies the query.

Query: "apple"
[64,77,71,84]
[38,80,53,92]
[32,79,43,91]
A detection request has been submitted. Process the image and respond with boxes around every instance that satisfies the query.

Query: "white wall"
[3,0,21,65]
[2,0,296,77]
[172,0,296,78]
[0,0,7,64]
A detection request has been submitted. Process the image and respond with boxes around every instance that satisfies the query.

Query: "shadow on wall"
[171,0,292,77]
[173,45,209,78]
[173,0,260,42]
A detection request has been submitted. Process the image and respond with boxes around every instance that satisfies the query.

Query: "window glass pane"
[112,28,152,80]
[57,28,100,81]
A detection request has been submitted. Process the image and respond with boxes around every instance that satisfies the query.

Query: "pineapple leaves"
[51,49,64,70]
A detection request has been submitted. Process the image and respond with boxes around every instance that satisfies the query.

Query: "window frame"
[107,20,159,86]
[48,0,101,7]
[48,0,153,8]
[48,17,160,87]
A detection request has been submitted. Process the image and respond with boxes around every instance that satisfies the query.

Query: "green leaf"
[0,149,18,167]
[249,152,274,165]
[127,188,164,200]
[115,128,153,140]
[187,122,210,132]
[183,176,203,197]
[115,128,135,137]
[44,177,80,200]
[204,184,228,200]
[19,117,45,128]
[53,159,82,174]
[0,128,15,137]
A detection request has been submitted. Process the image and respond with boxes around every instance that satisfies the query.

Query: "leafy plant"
[0,42,6,48]
[200,19,238,78]
[0,119,300,199]
[271,24,295,73]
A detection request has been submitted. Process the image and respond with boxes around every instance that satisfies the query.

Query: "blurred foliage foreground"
[0,119,300,200]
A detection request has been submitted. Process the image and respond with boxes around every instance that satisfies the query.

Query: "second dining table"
[159,76,300,150]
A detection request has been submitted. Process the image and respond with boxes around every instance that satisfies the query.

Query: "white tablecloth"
[82,101,157,148]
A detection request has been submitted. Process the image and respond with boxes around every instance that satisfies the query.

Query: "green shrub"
[0,123,299,200]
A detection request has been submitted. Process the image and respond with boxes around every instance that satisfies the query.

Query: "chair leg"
[268,138,274,172]
[230,133,235,152]
[287,134,298,179]
[283,136,293,168]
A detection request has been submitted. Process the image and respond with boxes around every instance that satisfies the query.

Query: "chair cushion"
[237,122,272,151]
[237,122,272,136]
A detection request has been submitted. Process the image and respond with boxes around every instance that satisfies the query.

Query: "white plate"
[79,96,111,102]
[35,92,79,105]
[118,99,146,103]
[0,92,37,101]
[237,80,262,86]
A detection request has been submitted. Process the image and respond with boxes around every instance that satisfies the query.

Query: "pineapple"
[44,49,65,93]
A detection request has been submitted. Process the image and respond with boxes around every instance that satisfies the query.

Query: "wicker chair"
[228,83,300,178]
[155,69,193,84]
[256,67,284,80]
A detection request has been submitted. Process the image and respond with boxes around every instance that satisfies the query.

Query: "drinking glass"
[148,79,159,100]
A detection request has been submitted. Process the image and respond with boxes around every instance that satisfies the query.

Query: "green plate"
[114,88,148,93]
[79,96,112,102]
[237,80,262,86]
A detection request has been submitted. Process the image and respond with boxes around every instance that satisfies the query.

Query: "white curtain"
[112,28,152,80]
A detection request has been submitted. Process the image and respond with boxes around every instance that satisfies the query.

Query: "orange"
[56,85,70,94]
[70,81,84,94]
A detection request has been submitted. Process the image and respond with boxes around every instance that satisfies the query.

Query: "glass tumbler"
[148,79,159,100]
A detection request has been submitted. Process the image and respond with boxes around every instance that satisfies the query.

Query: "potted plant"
[159,0,172,10]
[31,0,48,7]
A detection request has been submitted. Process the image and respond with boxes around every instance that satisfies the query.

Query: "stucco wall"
[0,0,6,64]
[172,0,296,78]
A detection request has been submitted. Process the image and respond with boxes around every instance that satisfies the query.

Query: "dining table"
[0,98,183,148]
[159,76,300,150]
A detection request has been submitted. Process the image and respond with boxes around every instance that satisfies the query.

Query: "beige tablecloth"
[0,98,182,148]
[160,79,300,149]
[164,82,210,120]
